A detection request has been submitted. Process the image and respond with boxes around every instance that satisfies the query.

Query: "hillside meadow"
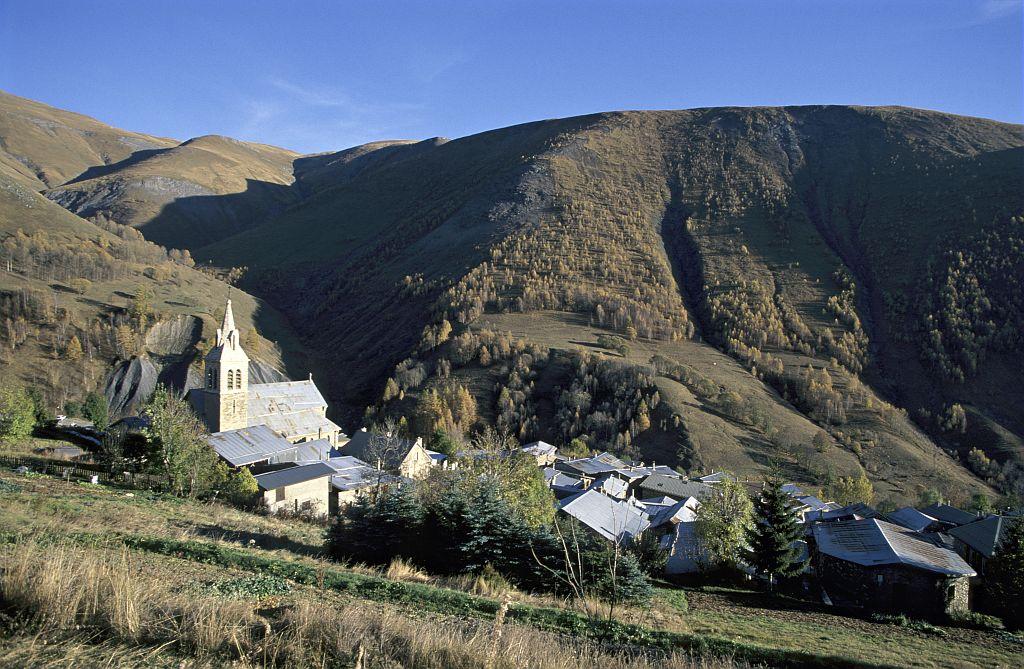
[1,469,1022,668]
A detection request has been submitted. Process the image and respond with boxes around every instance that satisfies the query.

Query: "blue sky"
[1,1,1020,153]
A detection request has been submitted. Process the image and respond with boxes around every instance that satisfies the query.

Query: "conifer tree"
[326,484,422,566]
[743,478,807,588]
[985,519,1024,630]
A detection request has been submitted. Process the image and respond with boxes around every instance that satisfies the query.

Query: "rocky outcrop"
[103,315,204,416]
[104,355,158,417]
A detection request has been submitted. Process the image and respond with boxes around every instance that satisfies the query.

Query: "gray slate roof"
[920,503,977,527]
[340,428,421,469]
[949,515,1022,558]
[254,462,336,490]
[806,502,879,522]
[557,489,650,543]
[812,518,976,577]
[885,507,938,533]
[207,425,297,467]
[638,474,712,500]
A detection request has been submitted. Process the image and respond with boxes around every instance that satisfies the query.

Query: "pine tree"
[326,485,422,566]
[743,478,807,588]
[985,519,1024,630]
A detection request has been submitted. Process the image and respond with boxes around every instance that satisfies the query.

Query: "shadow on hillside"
[191,523,323,558]
[692,585,825,614]
[140,178,299,250]
[65,148,172,185]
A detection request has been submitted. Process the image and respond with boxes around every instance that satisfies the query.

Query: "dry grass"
[0,541,745,669]
[384,557,432,583]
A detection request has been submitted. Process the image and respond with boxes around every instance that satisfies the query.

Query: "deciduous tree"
[694,477,753,569]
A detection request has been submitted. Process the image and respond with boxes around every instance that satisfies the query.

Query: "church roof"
[246,379,340,439]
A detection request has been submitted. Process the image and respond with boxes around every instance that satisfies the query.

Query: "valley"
[1,90,1022,505]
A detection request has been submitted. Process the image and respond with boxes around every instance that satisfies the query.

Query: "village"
[10,299,1016,640]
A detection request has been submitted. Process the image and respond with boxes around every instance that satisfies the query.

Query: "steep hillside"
[0,168,305,417]
[12,92,1021,503]
[0,90,176,189]
[193,106,1022,504]
[46,134,301,249]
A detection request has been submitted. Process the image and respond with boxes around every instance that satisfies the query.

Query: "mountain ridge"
[2,89,1022,505]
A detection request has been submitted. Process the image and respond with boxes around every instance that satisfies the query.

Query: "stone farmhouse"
[811,518,975,618]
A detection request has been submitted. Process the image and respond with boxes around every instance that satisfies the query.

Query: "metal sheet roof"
[254,462,336,490]
[648,496,700,528]
[697,472,735,483]
[329,456,397,491]
[207,425,296,467]
[522,441,557,457]
[806,502,880,522]
[812,519,976,576]
[248,380,338,440]
[593,474,629,499]
[291,439,335,463]
[558,489,650,543]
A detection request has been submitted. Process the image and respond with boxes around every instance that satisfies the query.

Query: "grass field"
[0,465,1020,668]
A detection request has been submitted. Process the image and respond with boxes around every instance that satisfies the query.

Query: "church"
[189,300,343,446]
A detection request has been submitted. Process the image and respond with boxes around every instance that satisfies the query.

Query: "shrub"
[948,610,1004,631]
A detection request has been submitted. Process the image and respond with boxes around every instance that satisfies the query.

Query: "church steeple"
[216,298,241,350]
[203,297,250,432]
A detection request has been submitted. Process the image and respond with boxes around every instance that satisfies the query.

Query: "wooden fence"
[0,454,163,490]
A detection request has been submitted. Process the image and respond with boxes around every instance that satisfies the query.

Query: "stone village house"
[812,518,975,619]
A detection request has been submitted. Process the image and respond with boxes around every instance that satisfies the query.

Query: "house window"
[275,488,285,503]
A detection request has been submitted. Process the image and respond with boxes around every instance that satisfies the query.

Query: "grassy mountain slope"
[0,166,305,416]
[0,90,176,189]
[45,134,301,249]
[9,91,1020,502]
[6,472,1020,668]
[191,106,1021,504]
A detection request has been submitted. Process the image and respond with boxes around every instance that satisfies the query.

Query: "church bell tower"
[204,299,249,432]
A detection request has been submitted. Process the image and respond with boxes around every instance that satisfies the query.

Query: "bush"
[948,610,1004,631]
[869,613,946,637]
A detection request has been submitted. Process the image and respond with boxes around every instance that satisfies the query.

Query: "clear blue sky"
[2,1,1021,153]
